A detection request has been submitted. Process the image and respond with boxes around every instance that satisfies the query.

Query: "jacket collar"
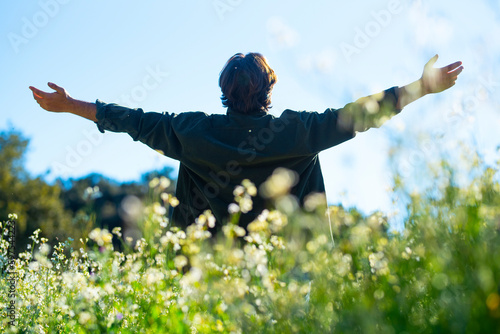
[226,107,268,116]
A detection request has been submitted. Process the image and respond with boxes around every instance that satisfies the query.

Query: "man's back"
[93,89,398,227]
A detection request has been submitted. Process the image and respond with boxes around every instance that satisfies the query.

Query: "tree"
[0,129,76,253]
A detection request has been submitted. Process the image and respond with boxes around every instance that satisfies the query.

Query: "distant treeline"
[0,129,176,254]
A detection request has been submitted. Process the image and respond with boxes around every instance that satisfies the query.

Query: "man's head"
[219,53,277,114]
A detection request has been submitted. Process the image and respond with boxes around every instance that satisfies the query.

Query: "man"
[29,53,463,229]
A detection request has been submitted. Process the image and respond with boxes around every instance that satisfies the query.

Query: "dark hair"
[219,53,277,114]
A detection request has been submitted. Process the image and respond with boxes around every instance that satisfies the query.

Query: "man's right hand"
[29,83,97,122]
[29,82,73,113]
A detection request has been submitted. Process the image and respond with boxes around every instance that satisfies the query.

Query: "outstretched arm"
[29,83,97,122]
[29,82,184,160]
[337,55,463,133]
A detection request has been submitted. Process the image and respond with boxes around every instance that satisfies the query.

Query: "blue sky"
[1,0,499,227]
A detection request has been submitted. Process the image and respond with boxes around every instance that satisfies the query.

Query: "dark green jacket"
[95,87,400,228]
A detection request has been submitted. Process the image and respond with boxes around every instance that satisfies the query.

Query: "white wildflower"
[228,203,240,214]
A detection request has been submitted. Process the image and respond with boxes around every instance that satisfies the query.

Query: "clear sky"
[1,0,499,228]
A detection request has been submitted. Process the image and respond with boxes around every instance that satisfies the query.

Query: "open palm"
[29,82,72,113]
[421,55,463,95]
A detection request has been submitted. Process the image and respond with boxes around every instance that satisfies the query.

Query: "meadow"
[1,151,500,333]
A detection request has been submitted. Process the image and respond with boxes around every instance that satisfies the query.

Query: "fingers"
[426,55,463,74]
[442,61,463,73]
[47,82,65,93]
[425,54,439,69]
[29,86,47,99]
[442,65,463,85]
[446,68,461,87]
[448,65,464,76]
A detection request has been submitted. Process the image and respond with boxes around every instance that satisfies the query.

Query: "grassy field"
[1,154,500,333]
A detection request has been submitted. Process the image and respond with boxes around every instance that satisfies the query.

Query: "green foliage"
[0,128,176,254]
[1,153,500,333]
[0,130,74,252]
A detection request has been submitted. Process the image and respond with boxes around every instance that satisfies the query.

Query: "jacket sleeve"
[94,100,183,160]
[295,86,401,153]
[337,86,402,133]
